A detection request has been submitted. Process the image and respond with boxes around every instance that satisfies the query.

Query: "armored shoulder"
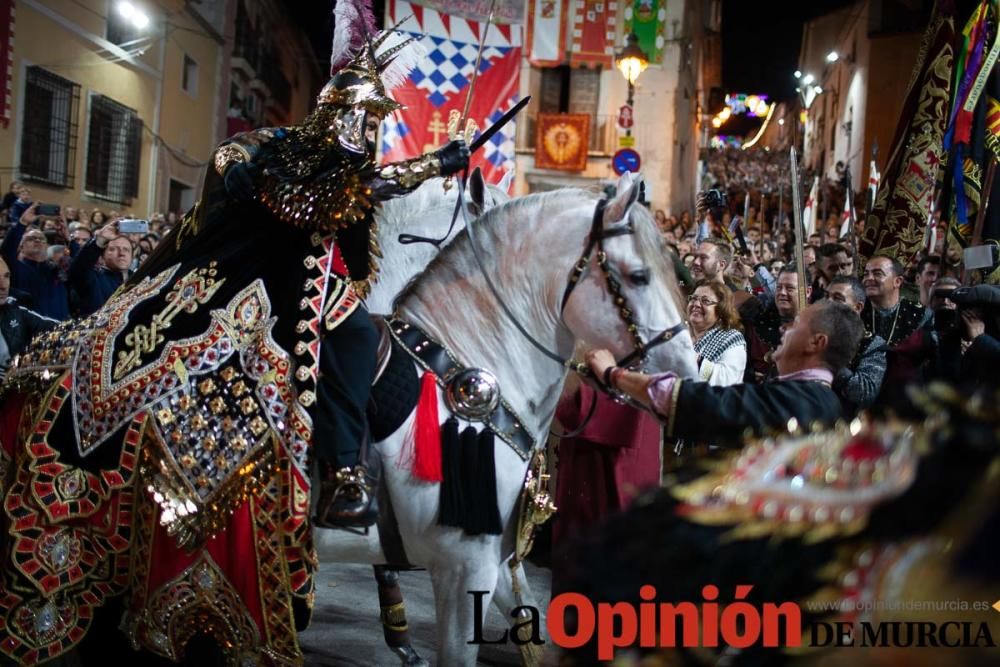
[213,127,284,177]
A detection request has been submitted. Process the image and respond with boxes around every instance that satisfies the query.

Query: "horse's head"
[561,173,699,378]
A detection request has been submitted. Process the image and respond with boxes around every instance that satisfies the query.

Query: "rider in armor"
[175,33,466,528]
[207,32,470,529]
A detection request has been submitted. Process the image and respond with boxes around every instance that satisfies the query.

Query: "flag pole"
[790,147,808,310]
[845,166,859,272]
[459,0,498,131]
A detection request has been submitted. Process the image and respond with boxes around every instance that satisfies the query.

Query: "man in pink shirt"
[587,301,863,446]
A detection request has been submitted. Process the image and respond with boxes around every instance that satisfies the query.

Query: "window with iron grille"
[85,95,142,203]
[20,66,80,188]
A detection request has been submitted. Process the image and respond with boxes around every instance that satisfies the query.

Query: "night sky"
[721,0,859,100]
[285,1,387,73]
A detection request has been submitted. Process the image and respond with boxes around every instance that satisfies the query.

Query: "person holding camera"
[0,202,70,320]
[69,220,134,316]
[922,280,1000,389]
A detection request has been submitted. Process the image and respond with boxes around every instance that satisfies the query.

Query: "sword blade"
[790,147,807,311]
[469,96,531,154]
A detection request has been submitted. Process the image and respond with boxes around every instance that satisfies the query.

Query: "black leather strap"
[386,317,534,461]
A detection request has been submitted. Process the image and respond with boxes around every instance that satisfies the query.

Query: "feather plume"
[376,30,427,92]
[330,0,378,73]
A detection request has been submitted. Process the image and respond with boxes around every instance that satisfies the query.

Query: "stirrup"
[314,465,378,530]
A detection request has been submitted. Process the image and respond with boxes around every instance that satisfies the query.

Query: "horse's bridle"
[558,197,688,372]
[457,178,687,405]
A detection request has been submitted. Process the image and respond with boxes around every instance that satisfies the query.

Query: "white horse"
[315,173,699,664]
[367,169,511,315]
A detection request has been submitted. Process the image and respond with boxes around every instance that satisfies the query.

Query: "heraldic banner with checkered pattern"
[381,0,522,185]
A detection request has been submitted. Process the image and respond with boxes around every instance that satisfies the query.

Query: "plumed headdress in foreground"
[318,0,426,116]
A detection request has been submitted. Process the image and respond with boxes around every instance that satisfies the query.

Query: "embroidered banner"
[570,0,617,68]
[407,0,526,24]
[0,0,14,129]
[381,0,522,185]
[623,0,666,64]
[859,3,954,263]
[534,113,590,171]
[527,0,566,66]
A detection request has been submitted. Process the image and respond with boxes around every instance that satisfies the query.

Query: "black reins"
[456,176,687,417]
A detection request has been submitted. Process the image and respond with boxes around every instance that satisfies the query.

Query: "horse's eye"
[629,270,650,286]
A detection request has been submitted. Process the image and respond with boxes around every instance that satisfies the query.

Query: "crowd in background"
[0,180,181,318]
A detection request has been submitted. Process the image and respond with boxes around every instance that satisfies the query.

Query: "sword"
[790,147,808,311]
[845,166,859,274]
[469,96,531,154]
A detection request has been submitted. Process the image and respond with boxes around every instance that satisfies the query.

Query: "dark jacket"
[668,378,844,446]
[1,296,58,359]
[69,240,126,316]
[0,222,69,320]
[963,334,1000,389]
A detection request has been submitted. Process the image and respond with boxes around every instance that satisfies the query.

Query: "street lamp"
[826,51,839,63]
[616,33,649,109]
[117,1,151,30]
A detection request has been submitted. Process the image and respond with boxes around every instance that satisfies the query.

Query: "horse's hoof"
[392,645,429,667]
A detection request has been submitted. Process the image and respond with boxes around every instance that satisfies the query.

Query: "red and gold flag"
[859,2,955,262]
[0,0,13,128]
[570,0,617,68]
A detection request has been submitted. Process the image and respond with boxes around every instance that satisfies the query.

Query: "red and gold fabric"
[0,264,318,665]
[534,113,590,172]
[569,0,617,68]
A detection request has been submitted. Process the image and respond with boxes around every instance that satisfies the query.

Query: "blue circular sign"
[612,148,641,175]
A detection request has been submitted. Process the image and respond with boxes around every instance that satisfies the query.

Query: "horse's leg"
[373,565,429,667]
[429,559,499,665]
[492,559,546,667]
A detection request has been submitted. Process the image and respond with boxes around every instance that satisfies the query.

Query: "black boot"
[314,463,379,529]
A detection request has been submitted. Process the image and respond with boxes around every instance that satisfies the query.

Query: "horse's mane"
[393,189,586,309]
[393,187,684,316]
[628,199,687,316]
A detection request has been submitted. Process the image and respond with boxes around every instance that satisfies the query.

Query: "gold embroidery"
[113,266,226,381]
[213,143,251,177]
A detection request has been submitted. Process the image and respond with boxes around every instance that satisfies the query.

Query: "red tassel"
[413,371,443,482]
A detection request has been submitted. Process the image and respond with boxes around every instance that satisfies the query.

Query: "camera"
[932,284,1000,334]
[36,203,60,217]
[701,189,727,211]
[117,219,149,234]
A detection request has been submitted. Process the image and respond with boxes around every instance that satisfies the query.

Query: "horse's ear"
[604,173,643,224]
[467,167,486,216]
[497,168,515,194]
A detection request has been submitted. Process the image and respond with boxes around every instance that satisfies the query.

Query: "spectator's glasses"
[688,295,719,307]
[22,235,46,244]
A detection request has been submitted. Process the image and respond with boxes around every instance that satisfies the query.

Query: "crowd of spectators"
[0,180,183,374]
[646,148,999,411]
